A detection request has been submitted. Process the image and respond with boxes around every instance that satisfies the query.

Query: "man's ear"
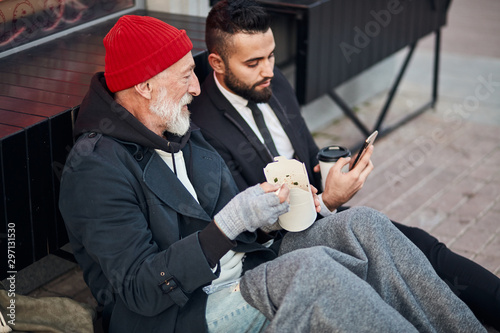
[208,53,226,74]
[134,81,152,100]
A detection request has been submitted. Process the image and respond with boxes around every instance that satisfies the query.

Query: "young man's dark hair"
[205,0,271,62]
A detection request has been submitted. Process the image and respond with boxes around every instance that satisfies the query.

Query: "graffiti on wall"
[0,0,134,52]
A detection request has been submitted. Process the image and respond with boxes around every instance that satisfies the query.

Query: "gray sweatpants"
[240,206,486,333]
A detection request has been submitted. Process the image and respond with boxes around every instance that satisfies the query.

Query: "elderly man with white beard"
[58,15,486,333]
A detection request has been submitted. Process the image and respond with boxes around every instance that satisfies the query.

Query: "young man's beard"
[150,87,192,136]
[224,66,272,103]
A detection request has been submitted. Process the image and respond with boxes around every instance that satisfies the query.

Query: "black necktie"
[247,101,280,157]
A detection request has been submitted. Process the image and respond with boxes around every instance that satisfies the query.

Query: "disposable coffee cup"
[317,146,351,190]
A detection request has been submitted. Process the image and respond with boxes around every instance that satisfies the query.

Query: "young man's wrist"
[318,193,337,217]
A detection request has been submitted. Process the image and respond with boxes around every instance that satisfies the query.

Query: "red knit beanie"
[104,15,193,93]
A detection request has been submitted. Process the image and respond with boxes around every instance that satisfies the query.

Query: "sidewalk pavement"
[313,55,500,279]
[311,0,500,280]
[312,47,500,283]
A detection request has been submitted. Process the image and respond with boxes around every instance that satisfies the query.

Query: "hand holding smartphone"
[351,130,378,169]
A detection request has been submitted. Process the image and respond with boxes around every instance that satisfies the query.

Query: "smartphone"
[351,130,378,169]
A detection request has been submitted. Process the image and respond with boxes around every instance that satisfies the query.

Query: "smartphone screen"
[351,130,378,169]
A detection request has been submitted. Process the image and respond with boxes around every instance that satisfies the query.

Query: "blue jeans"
[205,281,269,333]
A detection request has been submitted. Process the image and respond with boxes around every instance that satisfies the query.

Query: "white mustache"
[181,93,193,106]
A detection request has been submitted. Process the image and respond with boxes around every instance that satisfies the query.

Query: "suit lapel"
[205,74,274,164]
[142,149,217,221]
[267,92,309,164]
[204,72,308,166]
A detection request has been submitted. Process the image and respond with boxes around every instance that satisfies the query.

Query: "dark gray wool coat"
[59,73,279,333]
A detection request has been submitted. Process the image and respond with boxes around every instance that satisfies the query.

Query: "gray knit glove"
[215,184,290,240]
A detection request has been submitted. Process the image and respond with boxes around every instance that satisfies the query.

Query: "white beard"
[150,87,192,136]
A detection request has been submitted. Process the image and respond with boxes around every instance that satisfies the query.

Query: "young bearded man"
[59,12,486,333]
[189,0,500,330]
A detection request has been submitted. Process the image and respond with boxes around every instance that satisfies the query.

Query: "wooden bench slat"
[0,84,83,109]
[0,123,22,138]
[0,96,67,117]
[0,110,47,128]
[25,44,106,65]
[9,54,105,74]
[0,73,89,96]
[0,62,94,85]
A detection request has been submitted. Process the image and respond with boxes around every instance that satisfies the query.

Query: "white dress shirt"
[214,73,295,159]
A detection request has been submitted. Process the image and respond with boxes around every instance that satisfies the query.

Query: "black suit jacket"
[190,68,322,191]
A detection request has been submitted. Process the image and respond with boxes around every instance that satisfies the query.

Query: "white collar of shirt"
[213,72,295,159]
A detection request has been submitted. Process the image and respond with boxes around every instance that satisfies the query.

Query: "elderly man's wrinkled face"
[149,53,200,136]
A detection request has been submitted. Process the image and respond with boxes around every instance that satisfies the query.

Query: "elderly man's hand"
[214,183,290,240]
[315,145,374,211]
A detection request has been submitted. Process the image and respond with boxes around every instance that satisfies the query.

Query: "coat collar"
[142,133,225,221]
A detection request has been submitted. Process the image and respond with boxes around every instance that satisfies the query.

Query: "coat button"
[88,132,97,138]
[135,151,144,161]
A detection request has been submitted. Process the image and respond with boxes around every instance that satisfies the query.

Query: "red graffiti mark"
[0,8,26,47]
[0,0,131,51]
